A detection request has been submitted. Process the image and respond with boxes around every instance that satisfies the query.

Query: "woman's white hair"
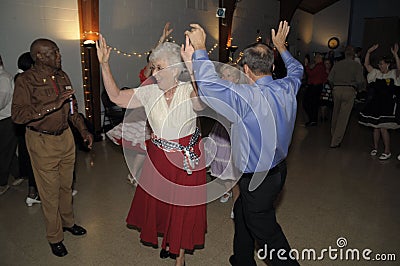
[150,42,183,71]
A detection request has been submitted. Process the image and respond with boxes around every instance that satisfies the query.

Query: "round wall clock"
[328,37,339,49]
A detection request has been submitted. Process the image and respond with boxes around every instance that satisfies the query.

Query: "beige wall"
[0,0,84,113]
[291,0,351,61]
[0,0,280,117]
[289,9,314,61]
[99,0,219,88]
[99,0,279,88]
[312,0,351,55]
[231,0,279,51]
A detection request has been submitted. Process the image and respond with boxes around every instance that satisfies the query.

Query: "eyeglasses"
[150,64,165,72]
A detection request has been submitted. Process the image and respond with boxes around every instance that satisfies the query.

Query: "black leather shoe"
[49,241,68,257]
[330,143,341,148]
[63,224,87,236]
[160,249,170,259]
[229,255,236,266]
[160,249,177,259]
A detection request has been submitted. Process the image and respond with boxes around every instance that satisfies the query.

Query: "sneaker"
[220,191,232,203]
[12,178,25,186]
[72,190,78,197]
[378,153,391,160]
[370,149,377,156]
[0,185,10,196]
[26,195,41,207]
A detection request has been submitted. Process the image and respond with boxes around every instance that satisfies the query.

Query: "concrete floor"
[1,106,399,266]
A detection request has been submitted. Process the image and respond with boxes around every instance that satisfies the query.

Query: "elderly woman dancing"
[97,35,206,266]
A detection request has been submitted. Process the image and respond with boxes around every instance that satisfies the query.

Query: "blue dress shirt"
[193,50,303,173]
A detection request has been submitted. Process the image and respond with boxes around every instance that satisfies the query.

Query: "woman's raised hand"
[391,43,398,56]
[181,36,194,62]
[160,22,173,43]
[367,44,379,54]
[96,34,112,64]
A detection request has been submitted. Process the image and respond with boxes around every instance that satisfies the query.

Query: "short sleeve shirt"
[367,69,400,86]
[134,82,196,140]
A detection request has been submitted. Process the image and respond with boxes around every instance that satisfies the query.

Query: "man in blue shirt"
[184,21,302,265]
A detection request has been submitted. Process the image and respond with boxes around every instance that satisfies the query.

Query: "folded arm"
[12,77,74,124]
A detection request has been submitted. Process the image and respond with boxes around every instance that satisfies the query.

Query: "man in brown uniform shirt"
[11,38,93,257]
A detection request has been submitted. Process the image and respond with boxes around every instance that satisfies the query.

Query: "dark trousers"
[303,84,323,123]
[231,161,299,266]
[16,125,36,188]
[0,117,20,186]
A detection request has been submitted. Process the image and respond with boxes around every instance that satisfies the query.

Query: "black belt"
[268,160,286,175]
[27,126,67,136]
[334,85,356,89]
[242,160,286,179]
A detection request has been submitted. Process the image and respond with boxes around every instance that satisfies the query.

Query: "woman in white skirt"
[359,43,400,160]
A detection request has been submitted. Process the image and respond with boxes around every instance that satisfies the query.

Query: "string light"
[80,32,98,120]
[235,51,244,64]
[82,31,218,58]
[208,43,219,55]
[227,37,233,48]
[80,30,219,124]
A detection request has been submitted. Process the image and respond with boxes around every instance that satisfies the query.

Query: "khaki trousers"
[331,86,357,146]
[26,127,75,243]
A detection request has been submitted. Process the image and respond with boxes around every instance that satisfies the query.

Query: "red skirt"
[126,133,207,255]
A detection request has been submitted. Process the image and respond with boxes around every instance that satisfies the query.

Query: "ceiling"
[297,0,341,14]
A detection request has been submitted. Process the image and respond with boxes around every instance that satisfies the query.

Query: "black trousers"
[0,117,20,186]
[15,125,36,188]
[303,84,323,123]
[231,161,299,266]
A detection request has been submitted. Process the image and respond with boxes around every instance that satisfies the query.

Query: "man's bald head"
[30,38,57,62]
[29,38,61,70]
